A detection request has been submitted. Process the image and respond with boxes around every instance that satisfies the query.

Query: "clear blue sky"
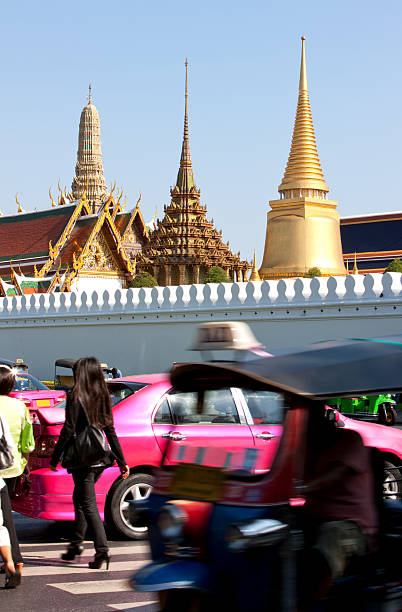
[1,0,401,264]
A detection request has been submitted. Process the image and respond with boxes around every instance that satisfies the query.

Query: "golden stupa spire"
[352,252,359,275]
[278,36,329,196]
[249,251,261,281]
[175,58,196,193]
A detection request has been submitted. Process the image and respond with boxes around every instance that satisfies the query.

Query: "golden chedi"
[259,37,346,279]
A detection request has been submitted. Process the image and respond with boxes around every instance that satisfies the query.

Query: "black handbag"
[61,404,111,470]
[0,417,14,470]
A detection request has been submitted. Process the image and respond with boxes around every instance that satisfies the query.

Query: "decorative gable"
[81,232,119,274]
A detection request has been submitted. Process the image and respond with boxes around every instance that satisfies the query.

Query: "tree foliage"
[303,267,321,278]
[129,272,158,288]
[385,259,402,273]
[204,266,231,283]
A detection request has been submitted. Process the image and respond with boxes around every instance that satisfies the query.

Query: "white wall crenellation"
[1,273,402,319]
[1,273,402,380]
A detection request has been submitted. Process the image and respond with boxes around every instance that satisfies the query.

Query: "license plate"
[36,399,51,407]
[171,464,224,501]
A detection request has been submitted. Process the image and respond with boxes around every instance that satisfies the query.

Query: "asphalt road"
[2,514,157,612]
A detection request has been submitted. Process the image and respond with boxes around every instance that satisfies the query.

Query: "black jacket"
[50,394,126,468]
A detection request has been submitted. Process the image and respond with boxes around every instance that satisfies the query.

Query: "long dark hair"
[71,357,113,427]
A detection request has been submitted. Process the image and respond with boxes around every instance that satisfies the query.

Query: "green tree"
[303,267,321,278]
[385,259,402,273]
[129,272,158,288]
[204,266,231,283]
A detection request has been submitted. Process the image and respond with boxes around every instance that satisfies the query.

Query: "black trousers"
[71,467,108,554]
[1,484,23,564]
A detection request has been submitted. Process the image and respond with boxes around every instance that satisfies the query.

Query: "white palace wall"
[1,273,402,381]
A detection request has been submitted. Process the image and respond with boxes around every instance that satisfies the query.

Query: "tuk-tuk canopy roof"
[170,336,402,399]
[55,358,114,374]
[55,358,76,369]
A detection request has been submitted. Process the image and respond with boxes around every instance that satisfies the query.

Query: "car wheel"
[383,460,402,500]
[378,403,397,426]
[106,473,154,539]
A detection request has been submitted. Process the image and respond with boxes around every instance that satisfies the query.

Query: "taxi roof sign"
[191,322,262,352]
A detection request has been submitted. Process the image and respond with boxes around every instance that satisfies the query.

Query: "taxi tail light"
[36,435,58,457]
[20,398,32,408]
[56,396,65,403]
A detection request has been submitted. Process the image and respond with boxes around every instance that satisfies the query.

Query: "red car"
[9,373,66,422]
[12,373,402,540]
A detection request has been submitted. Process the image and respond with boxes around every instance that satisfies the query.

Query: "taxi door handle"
[255,432,276,440]
[162,432,187,441]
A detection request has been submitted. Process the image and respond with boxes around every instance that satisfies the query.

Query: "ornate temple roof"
[278,37,329,195]
[139,62,248,284]
[70,86,109,213]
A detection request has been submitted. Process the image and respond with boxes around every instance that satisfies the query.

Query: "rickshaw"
[54,358,117,390]
[328,394,398,426]
[131,328,402,611]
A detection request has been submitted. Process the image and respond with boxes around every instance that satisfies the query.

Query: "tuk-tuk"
[131,328,402,611]
[328,394,398,426]
[54,359,117,390]
[0,357,29,373]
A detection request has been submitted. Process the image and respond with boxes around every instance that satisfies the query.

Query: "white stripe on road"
[23,544,150,559]
[107,603,157,610]
[50,578,134,594]
[20,541,92,548]
[23,559,146,576]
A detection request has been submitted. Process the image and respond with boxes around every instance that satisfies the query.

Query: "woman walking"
[50,357,129,569]
[0,365,33,576]
[0,414,21,588]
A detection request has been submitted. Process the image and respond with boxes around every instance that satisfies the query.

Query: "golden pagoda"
[259,37,346,279]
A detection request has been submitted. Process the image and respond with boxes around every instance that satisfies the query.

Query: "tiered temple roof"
[138,61,249,285]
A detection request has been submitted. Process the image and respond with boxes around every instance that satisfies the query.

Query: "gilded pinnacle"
[278,37,329,194]
[175,59,196,193]
[249,251,261,281]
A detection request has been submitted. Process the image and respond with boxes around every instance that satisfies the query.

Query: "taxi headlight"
[226,518,288,551]
[157,504,186,541]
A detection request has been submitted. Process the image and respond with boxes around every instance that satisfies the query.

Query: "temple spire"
[70,88,108,213]
[175,59,195,193]
[278,36,329,196]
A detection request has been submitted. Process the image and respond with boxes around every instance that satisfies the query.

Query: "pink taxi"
[9,373,66,421]
[12,372,402,540]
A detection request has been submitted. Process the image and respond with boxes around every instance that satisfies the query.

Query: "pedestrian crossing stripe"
[23,543,150,559]
[24,559,146,576]
[50,578,134,593]
[107,603,157,610]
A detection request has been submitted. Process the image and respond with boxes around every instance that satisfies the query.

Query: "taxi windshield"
[13,374,48,392]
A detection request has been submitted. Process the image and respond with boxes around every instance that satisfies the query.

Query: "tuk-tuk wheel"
[378,403,397,426]
[105,473,154,539]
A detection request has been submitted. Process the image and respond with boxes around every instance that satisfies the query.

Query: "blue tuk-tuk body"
[132,335,402,611]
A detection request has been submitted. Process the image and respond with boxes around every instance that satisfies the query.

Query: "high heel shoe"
[61,544,84,561]
[5,570,21,589]
[88,552,110,570]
